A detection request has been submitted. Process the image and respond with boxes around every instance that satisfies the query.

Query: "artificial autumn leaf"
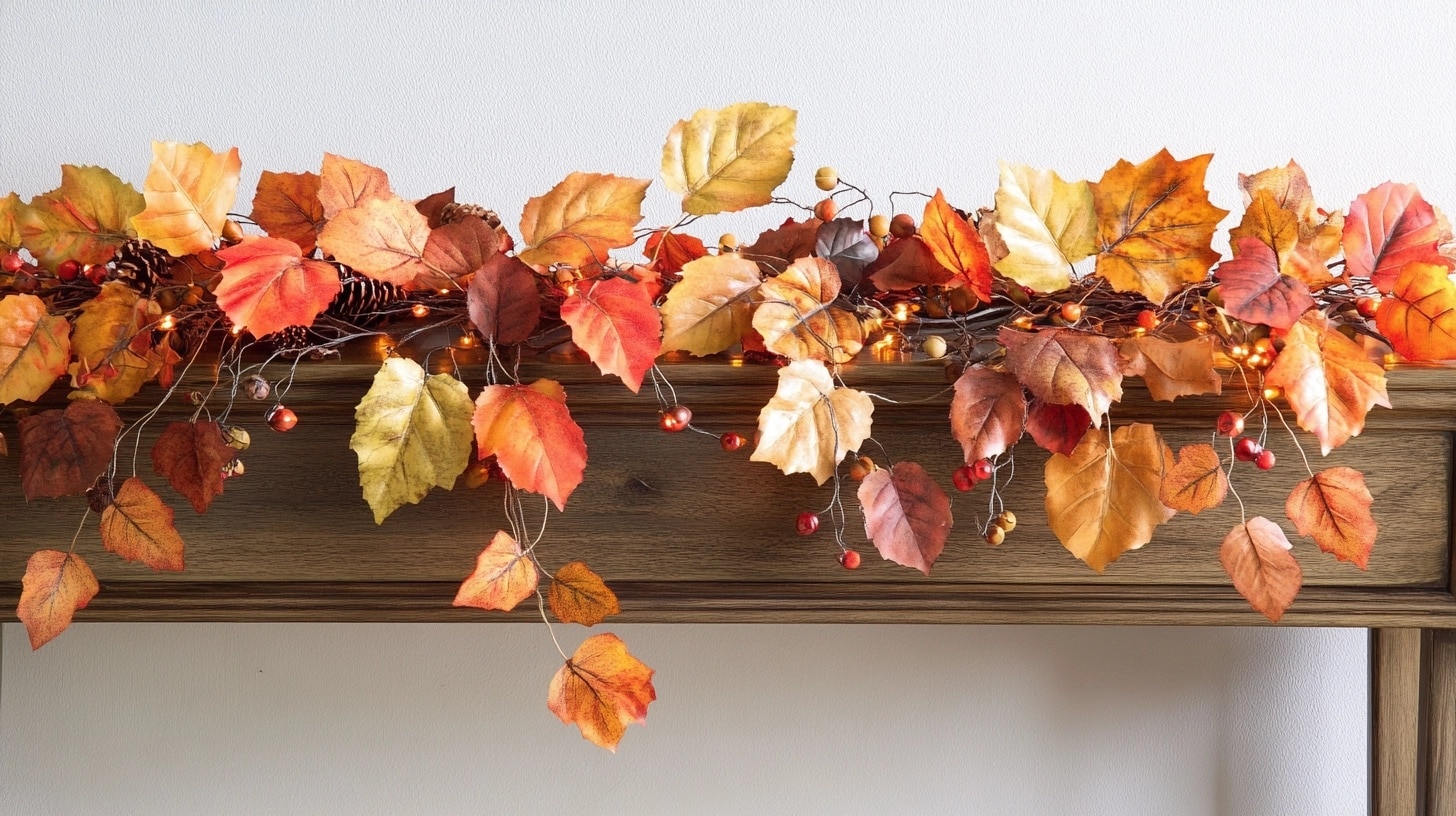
[18,401,121,500]
[1343,181,1449,293]
[753,256,864,363]
[250,170,325,254]
[421,216,501,289]
[1024,399,1091,457]
[16,550,99,649]
[317,196,432,287]
[1117,334,1222,402]
[467,252,541,345]
[815,218,879,288]
[858,461,953,575]
[659,254,762,356]
[415,187,457,227]
[999,327,1123,426]
[548,633,656,751]
[752,360,873,485]
[1090,149,1229,304]
[991,162,1096,293]
[67,282,157,403]
[549,561,621,626]
[1159,442,1228,514]
[473,379,587,511]
[150,420,233,513]
[19,165,143,268]
[743,217,820,274]
[920,189,993,302]
[864,236,954,291]
[0,192,24,249]
[1236,162,1344,286]
[318,153,393,220]
[99,477,186,571]
[644,229,707,275]
[1264,312,1390,454]
[214,237,342,338]
[1043,422,1174,572]
[350,358,475,524]
[131,141,241,256]
[1375,261,1456,360]
[452,530,539,612]
[1220,516,1302,623]
[660,101,797,215]
[517,172,650,269]
[560,277,662,393]
[949,366,1026,463]
[0,293,70,405]
[1286,466,1376,569]
[1213,237,1316,329]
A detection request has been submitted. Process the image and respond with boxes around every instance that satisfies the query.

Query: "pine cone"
[265,324,313,353]
[109,238,170,295]
[437,202,502,229]
[325,268,402,327]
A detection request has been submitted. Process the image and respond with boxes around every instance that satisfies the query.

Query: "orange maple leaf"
[920,189,993,301]
[17,549,99,649]
[1375,261,1456,361]
[214,237,342,338]
[548,633,656,751]
[549,562,621,627]
[472,379,587,511]
[250,170,325,254]
[1264,312,1390,454]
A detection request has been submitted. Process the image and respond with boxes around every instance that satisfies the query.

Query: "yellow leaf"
[661,102,797,215]
[1237,160,1343,286]
[518,172,650,269]
[660,254,763,356]
[549,561,621,626]
[992,162,1097,294]
[350,357,475,524]
[752,256,864,363]
[316,196,432,287]
[453,530,539,612]
[68,282,158,404]
[0,192,24,249]
[751,359,873,484]
[20,165,144,268]
[0,294,71,405]
[131,141,242,256]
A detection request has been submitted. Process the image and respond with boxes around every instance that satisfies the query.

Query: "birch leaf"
[548,633,656,751]
[518,172,649,269]
[659,254,762,356]
[0,293,70,405]
[17,550,99,649]
[660,102,797,215]
[99,477,186,571]
[751,359,873,485]
[1220,516,1302,622]
[131,141,242,256]
[452,530,538,612]
[991,162,1097,294]
[753,256,864,363]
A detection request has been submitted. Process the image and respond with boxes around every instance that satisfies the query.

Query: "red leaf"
[16,550,99,649]
[1343,181,1450,293]
[99,477,186,571]
[560,277,662,393]
[214,237,343,338]
[1220,516,1303,622]
[150,420,234,513]
[865,236,954,291]
[473,379,587,510]
[644,229,707,276]
[920,189,993,301]
[949,366,1026,464]
[1025,399,1091,457]
[466,253,541,345]
[18,401,122,500]
[1285,466,1376,569]
[1214,237,1316,329]
[857,461,953,575]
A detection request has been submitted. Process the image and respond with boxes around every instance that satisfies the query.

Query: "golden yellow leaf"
[68,282,158,404]
[0,192,24,249]
[0,294,70,405]
[991,162,1096,293]
[752,256,864,363]
[517,172,650,269]
[316,196,432,287]
[549,561,620,626]
[660,102,797,215]
[1159,442,1228,514]
[131,141,242,256]
[1117,335,1222,402]
[548,633,656,751]
[20,165,144,268]
[660,254,763,356]
[452,530,538,612]
[1234,161,1344,286]
[751,359,873,485]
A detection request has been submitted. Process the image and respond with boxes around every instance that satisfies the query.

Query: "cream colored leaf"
[660,254,763,355]
[316,196,432,287]
[0,294,70,405]
[992,162,1096,293]
[661,102,797,215]
[131,141,242,256]
[750,359,873,484]
[752,256,864,363]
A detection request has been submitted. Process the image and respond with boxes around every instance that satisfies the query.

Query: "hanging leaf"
[16,550,99,649]
[1024,399,1091,457]
[1213,238,1316,329]
[214,237,343,338]
[318,153,393,220]
[66,282,157,404]
[452,530,539,612]
[131,141,241,257]
[1220,516,1302,622]
[858,461,953,575]
[250,170,325,254]
[1159,442,1228,514]
[18,401,121,500]
[660,101,797,215]
[1375,261,1456,361]
[659,254,762,356]
[1264,312,1390,454]
[644,229,707,275]
[999,327,1123,426]
[548,632,656,751]
[990,162,1097,294]
[420,216,501,289]
[19,165,143,268]
[743,217,821,274]
[549,562,621,626]
[517,172,650,269]
[473,379,587,511]
[753,256,864,363]
[1043,422,1175,572]
[919,189,993,301]
[865,236,955,291]
[1342,181,1450,293]
[814,218,878,288]
[0,293,71,405]
[350,358,475,524]
[751,359,874,485]
[1117,334,1222,401]
[560,277,662,393]
[1090,149,1229,304]
[150,420,234,513]
[949,366,1026,464]
[467,252,541,345]
[1235,162,1343,286]
[1285,466,1376,569]
[99,477,186,571]
[316,196,433,287]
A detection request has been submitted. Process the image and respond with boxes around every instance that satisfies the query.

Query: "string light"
[411,303,430,318]
[892,303,910,322]
[458,334,476,348]
[1262,386,1282,401]
[159,314,176,331]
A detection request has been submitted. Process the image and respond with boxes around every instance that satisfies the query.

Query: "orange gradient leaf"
[99,477,186,571]
[1117,334,1222,402]
[18,401,121,500]
[1343,181,1450,293]
[316,196,432,287]
[214,237,343,338]
[0,293,71,405]
[549,562,621,626]
[949,366,1026,464]
[150,420,234,513]
[548,633,656,751]
[920,189,993,301]
[560,277,662,393]
[1159,442,1228,514]
[753,256,864,363]
[250,170,325,254]
[865,235,954,291]
[1235,162,1344,286]
[20,165,143,268]
[66,282,157,404]
[131,141,242,256]
[1213,237,1316,329]
[1264,312,1390,454]
[421,216,501,288]
[518,172,650,269]
[452,530,538,612]
[1220,516,1302,622]
[17,550,99,649]
[1376,261,1456,361]
[1286,466,1376,569]
[472,379,587,511]
[644,229,708,275]
[858,461,953,575]
[318,153,392,220]
[1000,327,1123,426]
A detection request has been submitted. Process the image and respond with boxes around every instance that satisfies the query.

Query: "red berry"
[1255,449,1276,470]
[83,264,108,285]
[56,259,81,281]
[1356,296,1380,319]
[971,458,994,481]
[952,464,976,492]
[796,512,820,536]
[1216,410,1245,437]
[720,431,746,452]
[889,213,916,238]
[1136,309,1159,330]
[266,405,298,433]
[658,404,692,432]
[1234,437,1262,462]
[839,549,862,570]
[1,251,24,273]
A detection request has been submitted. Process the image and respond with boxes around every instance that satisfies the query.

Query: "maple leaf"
[1264,312,1390,454]
[660,101,797,215]
[990,162,1096,294]
[99,477,186,571]
[16,550,99,649]
[920,189,993,301]
[1117,334,1222,402]
[659,254,762,356]
[644,229,707,275]
[18,401,121,499]
[560,278,662,393]
[350,358,475,524]
[548,632,656,751]
[1343,181,1450,293]
[1213,237,1316,329]
[949,366,1026,463]
[1220,516,1302,622]
[814,218,879,288]
[420,216,501,289]
[214,237,342,338]
[517,172,650,269]
[1090,149,1229,304]
[549,561,621,626]
[1285,466,1376,569]
[467,253,541,345]
[0,293,71,405]
[19,165,143,268]
[743,217,821,274]
[150,420,234,513]
[318,153,393,220]
[753,256,864,363]
[130,141,241,256]
[452,530,539,612]
[67,282,158,403]
[1043,422,1174,572]
[999,327,1123,426]
[317,196,433,287]
[751,360,873,485]
[1235,162,1344,286]
[0,191,24,249]
[1375,261,1456,360]
[1159,442,1228,514]
[1024,399,1091,457]
[865,236,955,291]
[857,461,953,574]
[250,170,325,254]
[473,379,587,511]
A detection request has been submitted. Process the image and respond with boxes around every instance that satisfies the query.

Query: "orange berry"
[813,198,839,222]
[889,213,916,238]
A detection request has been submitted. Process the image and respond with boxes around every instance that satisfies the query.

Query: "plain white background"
[6,0,1451,812]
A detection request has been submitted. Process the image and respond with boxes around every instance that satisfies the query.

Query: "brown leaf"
[466,253,541,345]
[1117,334,1222,402]
[742,217,821,274]
[752,256,864,363]
[18,401,121,500]
[857,462,953,575]
[250,170,325,254]
[415,187,456,227]
[1213,238,1316,329]
[421,216,501,289]
[17,550,99,649]
[549,561,621,626]
[1264,312,1390,454]
[1024,399,1091,457]
[920,190,992,301]
[452,530,538,612]
[1286,466,1376,569]
[1159,442,1228,514]
[548,633,656,751]
[318,153,393,220]
[865,236,954,291]
[1220,516,1302,622]
[150,420,234,513]
[99,477,186,571]
[949,366,1026,463]
[66,282,157,404]
[999,327,1123,426]
[1043,422,1174,571]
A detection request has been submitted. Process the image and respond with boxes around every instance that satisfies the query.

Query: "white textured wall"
[8,0,1451,812]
